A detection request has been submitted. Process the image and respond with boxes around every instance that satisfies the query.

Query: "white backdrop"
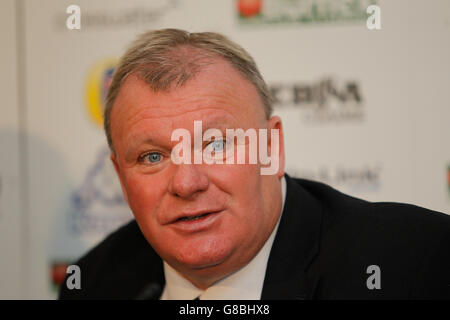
[0,0,22,299]
[1,0,449,299]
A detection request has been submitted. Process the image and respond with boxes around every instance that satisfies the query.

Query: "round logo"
[238,0,262,17]
[85,58,117,127]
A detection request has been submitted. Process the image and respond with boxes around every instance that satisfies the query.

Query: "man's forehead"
[112,58,262,114]
[120,113,245,160]
[110,59,267,152]
[127,112,240,142]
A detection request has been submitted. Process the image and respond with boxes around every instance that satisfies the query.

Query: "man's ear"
[267,115,285,180]
[110,152,129,205]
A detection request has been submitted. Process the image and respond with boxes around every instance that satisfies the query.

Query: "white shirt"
[160,176,287,300]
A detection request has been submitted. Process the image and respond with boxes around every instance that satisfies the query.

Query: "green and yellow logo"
[85,58,117,127]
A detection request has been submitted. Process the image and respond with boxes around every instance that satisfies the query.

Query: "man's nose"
[168,163,209,198]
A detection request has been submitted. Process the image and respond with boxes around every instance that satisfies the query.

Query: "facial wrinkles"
[111,60,266,152]
[105,53,283,284]
[119,89,249,131]
[121,110,241,164]
[120,113,246,207]
[115,106,239,159]
[121,104,260,153]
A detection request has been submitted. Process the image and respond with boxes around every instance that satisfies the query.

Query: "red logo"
[50,262,70,287]
[238,0,262,17]
[447,165,450,192]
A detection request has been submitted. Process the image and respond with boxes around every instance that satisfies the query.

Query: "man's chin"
[186,259,224,270]
[177,252,228,270]
[167,247,235,276]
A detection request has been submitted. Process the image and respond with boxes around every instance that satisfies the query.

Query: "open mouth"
[176,212,212,222]
[170,210,223,231]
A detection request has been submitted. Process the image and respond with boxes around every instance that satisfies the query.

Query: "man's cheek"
[209,163,259,187]
[126,174,154,198]
[125,181,156,215]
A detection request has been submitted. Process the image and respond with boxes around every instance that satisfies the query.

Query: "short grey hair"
[104,28,273,152]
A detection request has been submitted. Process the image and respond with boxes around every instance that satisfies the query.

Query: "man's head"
[105,29,285,288]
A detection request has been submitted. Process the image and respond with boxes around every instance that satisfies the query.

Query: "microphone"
[135,282,162,300]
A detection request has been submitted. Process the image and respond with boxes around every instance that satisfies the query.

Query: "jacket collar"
[260,174,323,299]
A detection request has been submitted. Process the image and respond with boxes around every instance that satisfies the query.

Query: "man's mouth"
[169,210,222,232]
[176,212,212,222]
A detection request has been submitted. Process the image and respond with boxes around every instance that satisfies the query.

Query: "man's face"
[109,58,285,286]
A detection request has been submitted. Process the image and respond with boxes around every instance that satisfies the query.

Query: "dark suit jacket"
[59,174,450,299]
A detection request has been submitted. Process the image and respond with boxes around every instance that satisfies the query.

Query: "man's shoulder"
[290,177,450,298]
[59,220,163,299]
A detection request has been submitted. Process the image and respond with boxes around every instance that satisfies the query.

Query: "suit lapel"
[261,174,323,299]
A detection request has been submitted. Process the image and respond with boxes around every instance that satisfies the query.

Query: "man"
[60,29,450,300]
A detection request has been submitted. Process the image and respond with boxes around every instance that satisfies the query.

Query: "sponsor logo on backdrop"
[237,0,378,25]
[85,58,117,127]
[288,164,381,193]
[69,147,132,235]
[50,261,71,290]
[67,59,132,236]
[56,0,179,30]
[270,77,365,123]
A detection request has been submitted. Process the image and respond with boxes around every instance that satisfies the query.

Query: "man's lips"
[166,209,224,233]
[169,209,223,224]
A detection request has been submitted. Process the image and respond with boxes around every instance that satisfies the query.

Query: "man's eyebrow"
[124,135,168,158]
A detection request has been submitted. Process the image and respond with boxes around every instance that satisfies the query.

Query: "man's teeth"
[179,213,209,221]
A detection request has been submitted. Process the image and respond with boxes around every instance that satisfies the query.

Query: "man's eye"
[206,140,225,153]
[141,152,163,163]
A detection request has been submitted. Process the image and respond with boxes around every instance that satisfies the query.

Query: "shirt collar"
[160,176,287,300]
